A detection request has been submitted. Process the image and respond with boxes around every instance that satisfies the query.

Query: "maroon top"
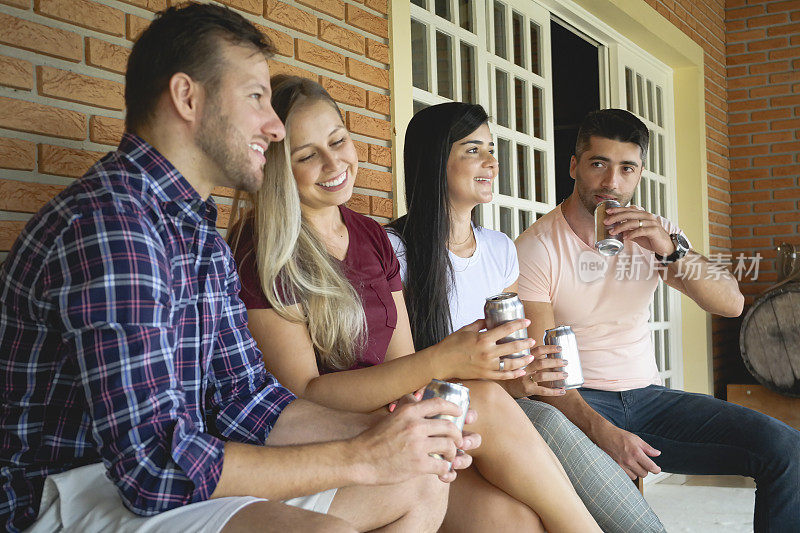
[234,205,403,371]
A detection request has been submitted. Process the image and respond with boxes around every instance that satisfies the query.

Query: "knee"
[463,380,512,410]
[762,422,800,470]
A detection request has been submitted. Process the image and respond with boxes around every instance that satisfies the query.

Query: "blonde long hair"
[229,75,365,371]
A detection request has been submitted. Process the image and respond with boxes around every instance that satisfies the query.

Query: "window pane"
[529,21,541,75]
[411,0,426,7]
[658,133,665,175]
[625,68,634,112]
[458,0,473,32]
[413,100,428,114]
[664,331,671,370]
[411,20,429,91]
[534,149,545,203]
[664,377,671,389]
[460,42,475,103]
[656,86,663,127]
[532,85,544,139]
[498,137,511,195]
[499,206,514,240]
[659,183,666,219]
[512,11,524,68]
[519,210,533,233]
[662,279,669,320]
[652,284,661,322]
[517,144,530,200]
[654,330,662,371]
[640,177,649,210]
[646,79,654,123]
[650,177,658,218]
[436,31,454,98]
[435,0,451,21]
[495,70,509,127]
[514,78,527,134]
[494,1,507,59]
[636,73,645,117]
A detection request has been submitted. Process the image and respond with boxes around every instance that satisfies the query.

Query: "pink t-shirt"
[515,205,686,391]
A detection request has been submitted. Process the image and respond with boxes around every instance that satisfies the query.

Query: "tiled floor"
[644,475,756,532]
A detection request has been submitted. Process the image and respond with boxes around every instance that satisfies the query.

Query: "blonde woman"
[229,75,601,533]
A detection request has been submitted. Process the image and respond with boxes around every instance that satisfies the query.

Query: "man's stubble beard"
[573,168,635,216]
[196,99,263,194]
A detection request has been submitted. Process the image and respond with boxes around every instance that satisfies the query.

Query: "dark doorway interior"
[550,21,600,205]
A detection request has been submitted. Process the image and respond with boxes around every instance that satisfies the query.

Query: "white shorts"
[26,463,338,533]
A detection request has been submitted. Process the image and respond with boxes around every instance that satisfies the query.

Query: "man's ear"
[569,154,577,181]
[168,72,203,124]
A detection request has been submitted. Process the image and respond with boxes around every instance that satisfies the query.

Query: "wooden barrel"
[740,282,800,398]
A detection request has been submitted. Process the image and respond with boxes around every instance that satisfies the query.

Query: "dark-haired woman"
[229,75,601,532]
[387,102,665,533]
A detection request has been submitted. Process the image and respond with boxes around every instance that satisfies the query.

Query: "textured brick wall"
[721,0,800,395]
[0,0,391,260]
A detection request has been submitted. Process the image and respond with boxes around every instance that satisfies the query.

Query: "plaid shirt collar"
[117,132,218,224]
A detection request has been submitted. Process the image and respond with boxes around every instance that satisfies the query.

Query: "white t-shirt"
[515,205,687,391]
[388,225,519,332]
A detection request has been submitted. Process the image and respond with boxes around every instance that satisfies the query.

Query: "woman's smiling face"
[287,98,359,211]
[445,122,498,211]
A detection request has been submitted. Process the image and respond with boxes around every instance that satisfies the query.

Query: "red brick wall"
[721,0,800,395]
[0,0,391,256]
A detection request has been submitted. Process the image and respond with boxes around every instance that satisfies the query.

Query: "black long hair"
[387,103,489,350]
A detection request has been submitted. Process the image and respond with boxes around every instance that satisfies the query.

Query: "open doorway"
[550,20,601,205]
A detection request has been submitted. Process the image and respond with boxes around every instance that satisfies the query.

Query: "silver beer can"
[542,325,584,389]
[484,292,530,358]
[422,380,470,466]
[594,199,623,256]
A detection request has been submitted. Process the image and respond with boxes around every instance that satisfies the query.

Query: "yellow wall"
[389,0,712,393]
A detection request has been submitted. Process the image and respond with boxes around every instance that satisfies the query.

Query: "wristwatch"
[655,233,690,264]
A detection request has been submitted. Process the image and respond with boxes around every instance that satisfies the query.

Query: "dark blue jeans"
[579,385,800,533]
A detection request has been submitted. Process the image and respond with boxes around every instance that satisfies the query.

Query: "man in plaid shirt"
[0,4,477,532]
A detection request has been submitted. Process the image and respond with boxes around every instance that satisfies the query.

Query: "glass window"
[497,138,512,195]
[495,70,509,127]
[512,11,525,68]
[411,20,429,91]
[461,42,475,103]
[494,1,507,59]
[436,31,454,98]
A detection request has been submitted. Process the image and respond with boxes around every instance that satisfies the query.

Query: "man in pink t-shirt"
[515,109,799,532]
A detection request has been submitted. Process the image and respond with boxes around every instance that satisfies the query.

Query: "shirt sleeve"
[366,217,402,292]
[46,208,228,516]
[501,232,520,289]
[207,249,296,444]
[385,230,407,286]
[515,231,553,303]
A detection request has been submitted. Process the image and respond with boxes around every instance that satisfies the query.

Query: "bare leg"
[223,500,356,533]
[328,473,449,532]
[464,380,601,532]
[440,464,544,533]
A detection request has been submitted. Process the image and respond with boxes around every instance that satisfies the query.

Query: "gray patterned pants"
[516,398,665,533]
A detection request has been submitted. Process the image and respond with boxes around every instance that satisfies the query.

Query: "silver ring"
[499,359,505,371]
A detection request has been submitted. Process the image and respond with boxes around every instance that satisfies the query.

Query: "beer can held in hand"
[422,380,470,467]
[594,199,623,256]
[484,292,530,359]
[543,325,584,389]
